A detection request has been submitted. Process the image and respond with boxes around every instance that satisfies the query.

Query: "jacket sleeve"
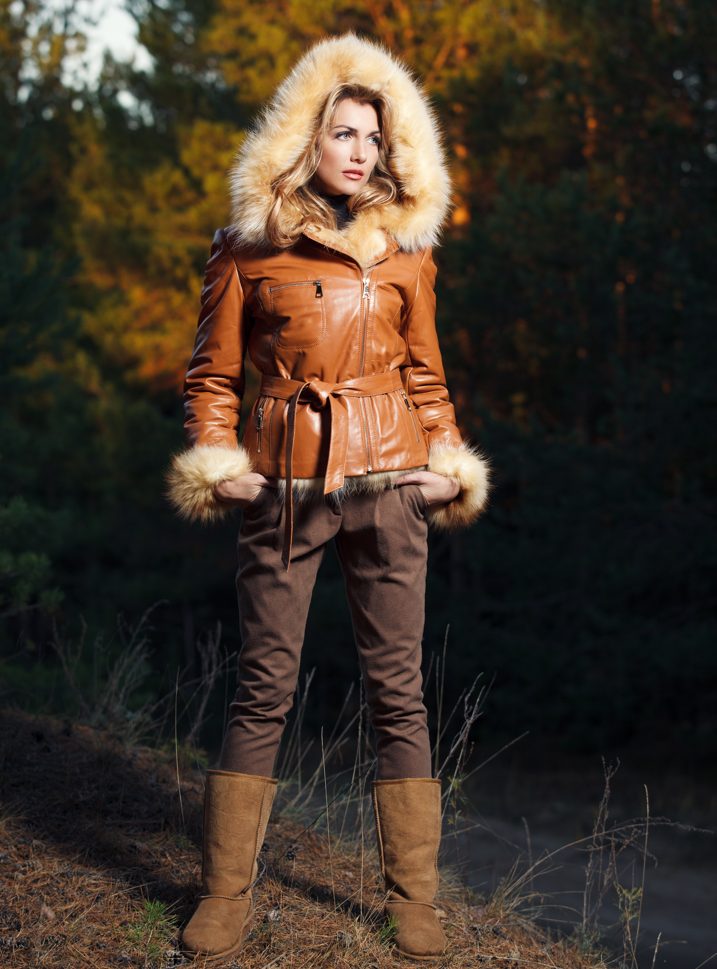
[403,246,492,530]
[164,227,255,523]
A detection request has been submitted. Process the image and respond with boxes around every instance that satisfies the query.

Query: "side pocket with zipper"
[402,366,425,444]
[255,395,267,453]
[400,389,421,442]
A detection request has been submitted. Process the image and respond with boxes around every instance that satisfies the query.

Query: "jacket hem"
[272,466,429,505]
[164,443,431,520]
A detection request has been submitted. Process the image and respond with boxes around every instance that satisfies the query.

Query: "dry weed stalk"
[43,608,708,969]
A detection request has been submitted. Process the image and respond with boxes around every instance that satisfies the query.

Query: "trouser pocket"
[410,483,428,515]
[243,485,274,516]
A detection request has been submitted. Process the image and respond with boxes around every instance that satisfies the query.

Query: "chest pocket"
[268,279,326,350]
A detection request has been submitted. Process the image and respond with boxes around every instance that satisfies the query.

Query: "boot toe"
[181,895,253,957]
[387,900,447,959]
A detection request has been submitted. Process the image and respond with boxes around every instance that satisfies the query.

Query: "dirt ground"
[0,706,614,969]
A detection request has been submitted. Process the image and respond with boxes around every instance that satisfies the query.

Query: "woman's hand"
[213,472,277,508]
[394,470,460,508]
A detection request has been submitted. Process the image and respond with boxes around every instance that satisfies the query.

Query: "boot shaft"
[201,769,278,897]
[371,776,442,903]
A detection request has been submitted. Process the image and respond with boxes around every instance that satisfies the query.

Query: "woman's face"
[313,98,381,196]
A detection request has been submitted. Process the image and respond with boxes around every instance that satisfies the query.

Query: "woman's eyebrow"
[331,124,381,136]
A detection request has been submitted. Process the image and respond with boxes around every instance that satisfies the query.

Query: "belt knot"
[257,370,403,571]
[300,379,333,410]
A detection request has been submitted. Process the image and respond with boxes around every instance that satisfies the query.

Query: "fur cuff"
[165,444,254,523]
[426,441,492,530]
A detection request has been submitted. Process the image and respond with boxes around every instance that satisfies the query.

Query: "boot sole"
[395,945,445,962]
[180,910,254,963]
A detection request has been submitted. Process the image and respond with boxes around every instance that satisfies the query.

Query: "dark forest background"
[2,0,715,771]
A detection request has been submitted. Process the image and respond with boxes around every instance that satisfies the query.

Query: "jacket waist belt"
[258,369,404,570]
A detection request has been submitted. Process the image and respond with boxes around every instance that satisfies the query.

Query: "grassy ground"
[0,706,616,969]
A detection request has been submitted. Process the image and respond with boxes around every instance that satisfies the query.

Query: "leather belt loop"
[258,370,403,570]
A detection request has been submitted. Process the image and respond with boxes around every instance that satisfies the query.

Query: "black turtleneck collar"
[316,186,353,230]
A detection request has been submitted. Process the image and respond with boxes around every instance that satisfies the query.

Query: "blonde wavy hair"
[266,83,400,249]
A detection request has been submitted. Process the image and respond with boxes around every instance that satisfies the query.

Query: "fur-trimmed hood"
[227,32,454,266]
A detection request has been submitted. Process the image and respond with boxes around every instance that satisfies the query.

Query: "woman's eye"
[335,130,381,147]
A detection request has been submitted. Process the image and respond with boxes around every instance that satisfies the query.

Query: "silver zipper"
[255,396,266,452]
[358,273,372,375]
[401,389,421,442]
[358,272,373,471]
[360,397,373,472]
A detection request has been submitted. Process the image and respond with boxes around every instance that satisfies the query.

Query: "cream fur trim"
[165,444,254,523]
[303,217,396,270]
[425,441,492,530]
[277,465,427,504]
[228,32,453,265]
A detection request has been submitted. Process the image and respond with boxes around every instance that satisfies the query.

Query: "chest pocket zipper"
[268,279,326,349]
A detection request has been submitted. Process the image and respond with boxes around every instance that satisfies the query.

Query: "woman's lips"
[343,172,363,180]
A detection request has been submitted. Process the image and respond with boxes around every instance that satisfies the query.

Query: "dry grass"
[3,611,682,968]
[0,705,613,969]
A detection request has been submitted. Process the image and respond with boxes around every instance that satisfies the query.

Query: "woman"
[166,31,491,963]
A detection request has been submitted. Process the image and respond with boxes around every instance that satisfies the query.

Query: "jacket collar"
[228,32,453,269]
[301,223,400,267]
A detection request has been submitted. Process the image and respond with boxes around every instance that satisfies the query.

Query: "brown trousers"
[217,481,433,780]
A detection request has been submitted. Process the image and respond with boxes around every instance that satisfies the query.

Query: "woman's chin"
[332,176,362,193]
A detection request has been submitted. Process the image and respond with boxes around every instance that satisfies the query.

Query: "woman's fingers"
[395,471,460,506]
[215,472,268,503]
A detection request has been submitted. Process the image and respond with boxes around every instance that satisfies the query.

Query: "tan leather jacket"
[166,33,491,564]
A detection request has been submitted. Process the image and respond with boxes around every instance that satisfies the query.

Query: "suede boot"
[180,769,278,962]
[371,777,447,961]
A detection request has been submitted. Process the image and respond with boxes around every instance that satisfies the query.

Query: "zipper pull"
[314,280,323,298]
[401,390,412,410]
[362,277,370,299]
